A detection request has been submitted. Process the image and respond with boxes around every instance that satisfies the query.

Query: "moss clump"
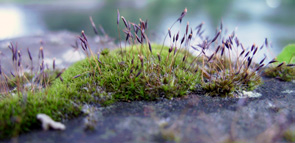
[0,43,201,139]
[202,69,262,97]
[49,44,201,102]
[265,63,295,81]
[265,44,295,81]
[0,92,80,139]
[200,47,263,97]
[283,130,295,142]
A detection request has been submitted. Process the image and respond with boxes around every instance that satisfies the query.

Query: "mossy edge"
[0,44,201,139]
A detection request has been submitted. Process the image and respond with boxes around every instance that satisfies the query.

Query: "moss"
[0,41,265,138]
[0,92,80,139]
[202,68,262,97]
[6,69,62,91]
[265,64,295,81]
[283,130,295,142]
[0,8,269,138]
[49,44,201,102]
[0,65,79,139]
[0,44,201,139]
[200,52,263,97]
[265,44,295,81]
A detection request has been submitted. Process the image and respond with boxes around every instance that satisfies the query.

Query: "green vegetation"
[1,8,292,139]
[276,44,295,63]
[0,89,81,139]
[201,49,263,97]
[0,45,82,138]
[283,129,295,142]
[50,44,200,102]
[264,63,295,81]
[0,43,201,139]
[265,44,295,81]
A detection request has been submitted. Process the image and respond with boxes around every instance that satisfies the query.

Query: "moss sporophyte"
[0,8,293,139]
[264,44,295,81]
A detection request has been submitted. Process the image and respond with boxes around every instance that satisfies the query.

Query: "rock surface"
[2,77,295,143]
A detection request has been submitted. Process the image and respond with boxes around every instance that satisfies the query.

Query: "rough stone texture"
[2,77,295,143]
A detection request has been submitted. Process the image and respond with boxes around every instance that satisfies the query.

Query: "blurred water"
[0,0,294,53]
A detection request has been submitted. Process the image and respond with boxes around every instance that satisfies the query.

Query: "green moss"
[0,92,80,139]
[265,44,295,81]
[49,44,201,101]
[283,130,295,142]
[0,9,269,139]
[200,53,263,97]
[0,67,80,139]
[0,44,201,139]
[202,68,262,97]
[265,64,295,81]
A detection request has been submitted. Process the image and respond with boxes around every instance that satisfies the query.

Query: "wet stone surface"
[2,77,295,143]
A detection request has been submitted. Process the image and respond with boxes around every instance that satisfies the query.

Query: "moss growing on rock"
[0,92,80,139]
[49,44,201,102]
[0,8,276,139]
[0,44,201,139]
[265,44,295,81]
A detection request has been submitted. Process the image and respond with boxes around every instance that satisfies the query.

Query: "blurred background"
[0,0,294,53]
